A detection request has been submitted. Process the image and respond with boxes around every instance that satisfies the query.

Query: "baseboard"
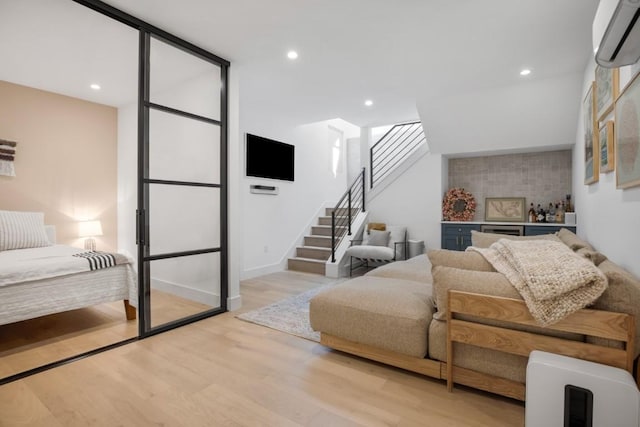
[227,294,242,311]
[151,278,220,306]
[241,262,286,280]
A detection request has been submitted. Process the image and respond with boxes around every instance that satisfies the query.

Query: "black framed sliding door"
[137,32,228,336]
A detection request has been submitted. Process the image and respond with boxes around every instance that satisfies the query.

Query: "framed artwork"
[484,197,526,222]
[584,82,599,185]
[599,121,615,173]
[615,72,640,189]
[595,65,619,121]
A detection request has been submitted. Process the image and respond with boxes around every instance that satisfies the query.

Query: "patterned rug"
[236,282,340,342]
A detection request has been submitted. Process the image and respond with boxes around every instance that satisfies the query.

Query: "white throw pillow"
[386,225,407,258]
[0,210,51,251]
[367,230,390,246]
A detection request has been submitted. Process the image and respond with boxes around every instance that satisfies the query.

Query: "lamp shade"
[78,220,103,237]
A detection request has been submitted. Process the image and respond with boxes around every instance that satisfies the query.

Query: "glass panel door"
[138,33,227,334]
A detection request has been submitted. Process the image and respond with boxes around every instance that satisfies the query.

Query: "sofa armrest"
[446,290,637,399]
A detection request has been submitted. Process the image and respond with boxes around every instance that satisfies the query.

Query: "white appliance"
[526,351,640,426]
[593,0,640,68]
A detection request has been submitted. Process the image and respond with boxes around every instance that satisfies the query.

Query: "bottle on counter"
[536,204,546,223]
[556,202,564,223]
[528,203,537,223]
[546,203,555,223]
[565,194,573,213]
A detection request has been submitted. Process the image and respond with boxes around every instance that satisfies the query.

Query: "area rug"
[236,282,340,342]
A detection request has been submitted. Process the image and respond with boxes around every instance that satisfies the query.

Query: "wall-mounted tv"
[245,133,295,182]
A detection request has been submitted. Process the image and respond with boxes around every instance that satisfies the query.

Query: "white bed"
[0,220,137,326]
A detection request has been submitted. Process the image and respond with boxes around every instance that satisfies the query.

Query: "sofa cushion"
[576,247,607,266]
[470,230,561,248]
[366,230,390,246]
[431,265,521,320]
[556,228,594,251]
[365,254,433,284]
[309,276,433,358]
[431,264,584,339]
[345,245,394,260]
[427,249,495,272]
[588,260,640,357]
[367,222,386,231]
[428,319,529,383]
[386,225,407,258]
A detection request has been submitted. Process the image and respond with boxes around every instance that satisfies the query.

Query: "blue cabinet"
[441,224,481,251]
[524,225,576,236]
[442,223,577,251]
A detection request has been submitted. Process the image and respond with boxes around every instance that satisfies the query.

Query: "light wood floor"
[0,271,525,426]
[0,290,213,379]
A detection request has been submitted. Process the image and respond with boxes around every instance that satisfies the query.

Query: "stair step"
[318,216,348,226]
[325,207,360,216]
[296,246,331,260]
[311,225,348,237]
[304,235,332,248]
[288,257,326,275]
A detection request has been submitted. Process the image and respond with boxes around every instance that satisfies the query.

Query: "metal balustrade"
[370,121,426,188]
[330,168,365,262]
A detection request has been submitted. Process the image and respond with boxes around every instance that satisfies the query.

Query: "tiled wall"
[448,150,572,221]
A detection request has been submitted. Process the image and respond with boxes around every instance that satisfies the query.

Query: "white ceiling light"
[364,99,373,107]
[287,50,298,60]
[519,69,531,76]
[90,83,101,90]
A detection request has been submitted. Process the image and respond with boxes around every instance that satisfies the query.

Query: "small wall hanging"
[442,187,476,221]
[0,139,17,177]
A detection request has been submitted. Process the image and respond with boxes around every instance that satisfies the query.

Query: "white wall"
[419,73,584,156]
[573,61,640,278]
[239,96,360,278]
[366,152,445,253]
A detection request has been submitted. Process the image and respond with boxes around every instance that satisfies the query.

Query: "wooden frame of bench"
[318,290,637,402]
[446,290,636,400]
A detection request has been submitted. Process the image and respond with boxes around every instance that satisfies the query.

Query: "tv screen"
[246,133,295,181]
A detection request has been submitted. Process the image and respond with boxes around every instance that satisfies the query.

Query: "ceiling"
[0,0,599,135]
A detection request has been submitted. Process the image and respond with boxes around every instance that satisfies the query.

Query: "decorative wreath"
[442,188,476,221]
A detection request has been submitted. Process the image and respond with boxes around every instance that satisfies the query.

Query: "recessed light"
[364,99,373,107]
[287,50,298,60]
[90,83,101,90]
[519,69,531,76]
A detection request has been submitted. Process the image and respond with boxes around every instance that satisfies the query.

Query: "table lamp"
[78,220,103,251]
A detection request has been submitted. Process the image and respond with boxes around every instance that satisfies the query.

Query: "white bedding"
[0,244,134,287]
[0,245,137,326]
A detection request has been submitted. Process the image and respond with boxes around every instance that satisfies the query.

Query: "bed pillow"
[0,210,51,251]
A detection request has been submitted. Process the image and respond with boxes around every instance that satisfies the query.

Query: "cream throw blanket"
[468,239,608,326]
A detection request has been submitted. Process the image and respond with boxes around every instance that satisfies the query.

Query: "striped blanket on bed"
[73,251,121,271]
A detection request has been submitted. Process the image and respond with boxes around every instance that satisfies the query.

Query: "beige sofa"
[309,229,640,400]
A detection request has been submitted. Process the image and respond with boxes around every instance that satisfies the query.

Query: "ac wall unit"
[593,0,640,68]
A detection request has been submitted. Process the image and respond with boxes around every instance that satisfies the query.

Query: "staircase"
[287,207,351,275]
[287,120,424,277]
